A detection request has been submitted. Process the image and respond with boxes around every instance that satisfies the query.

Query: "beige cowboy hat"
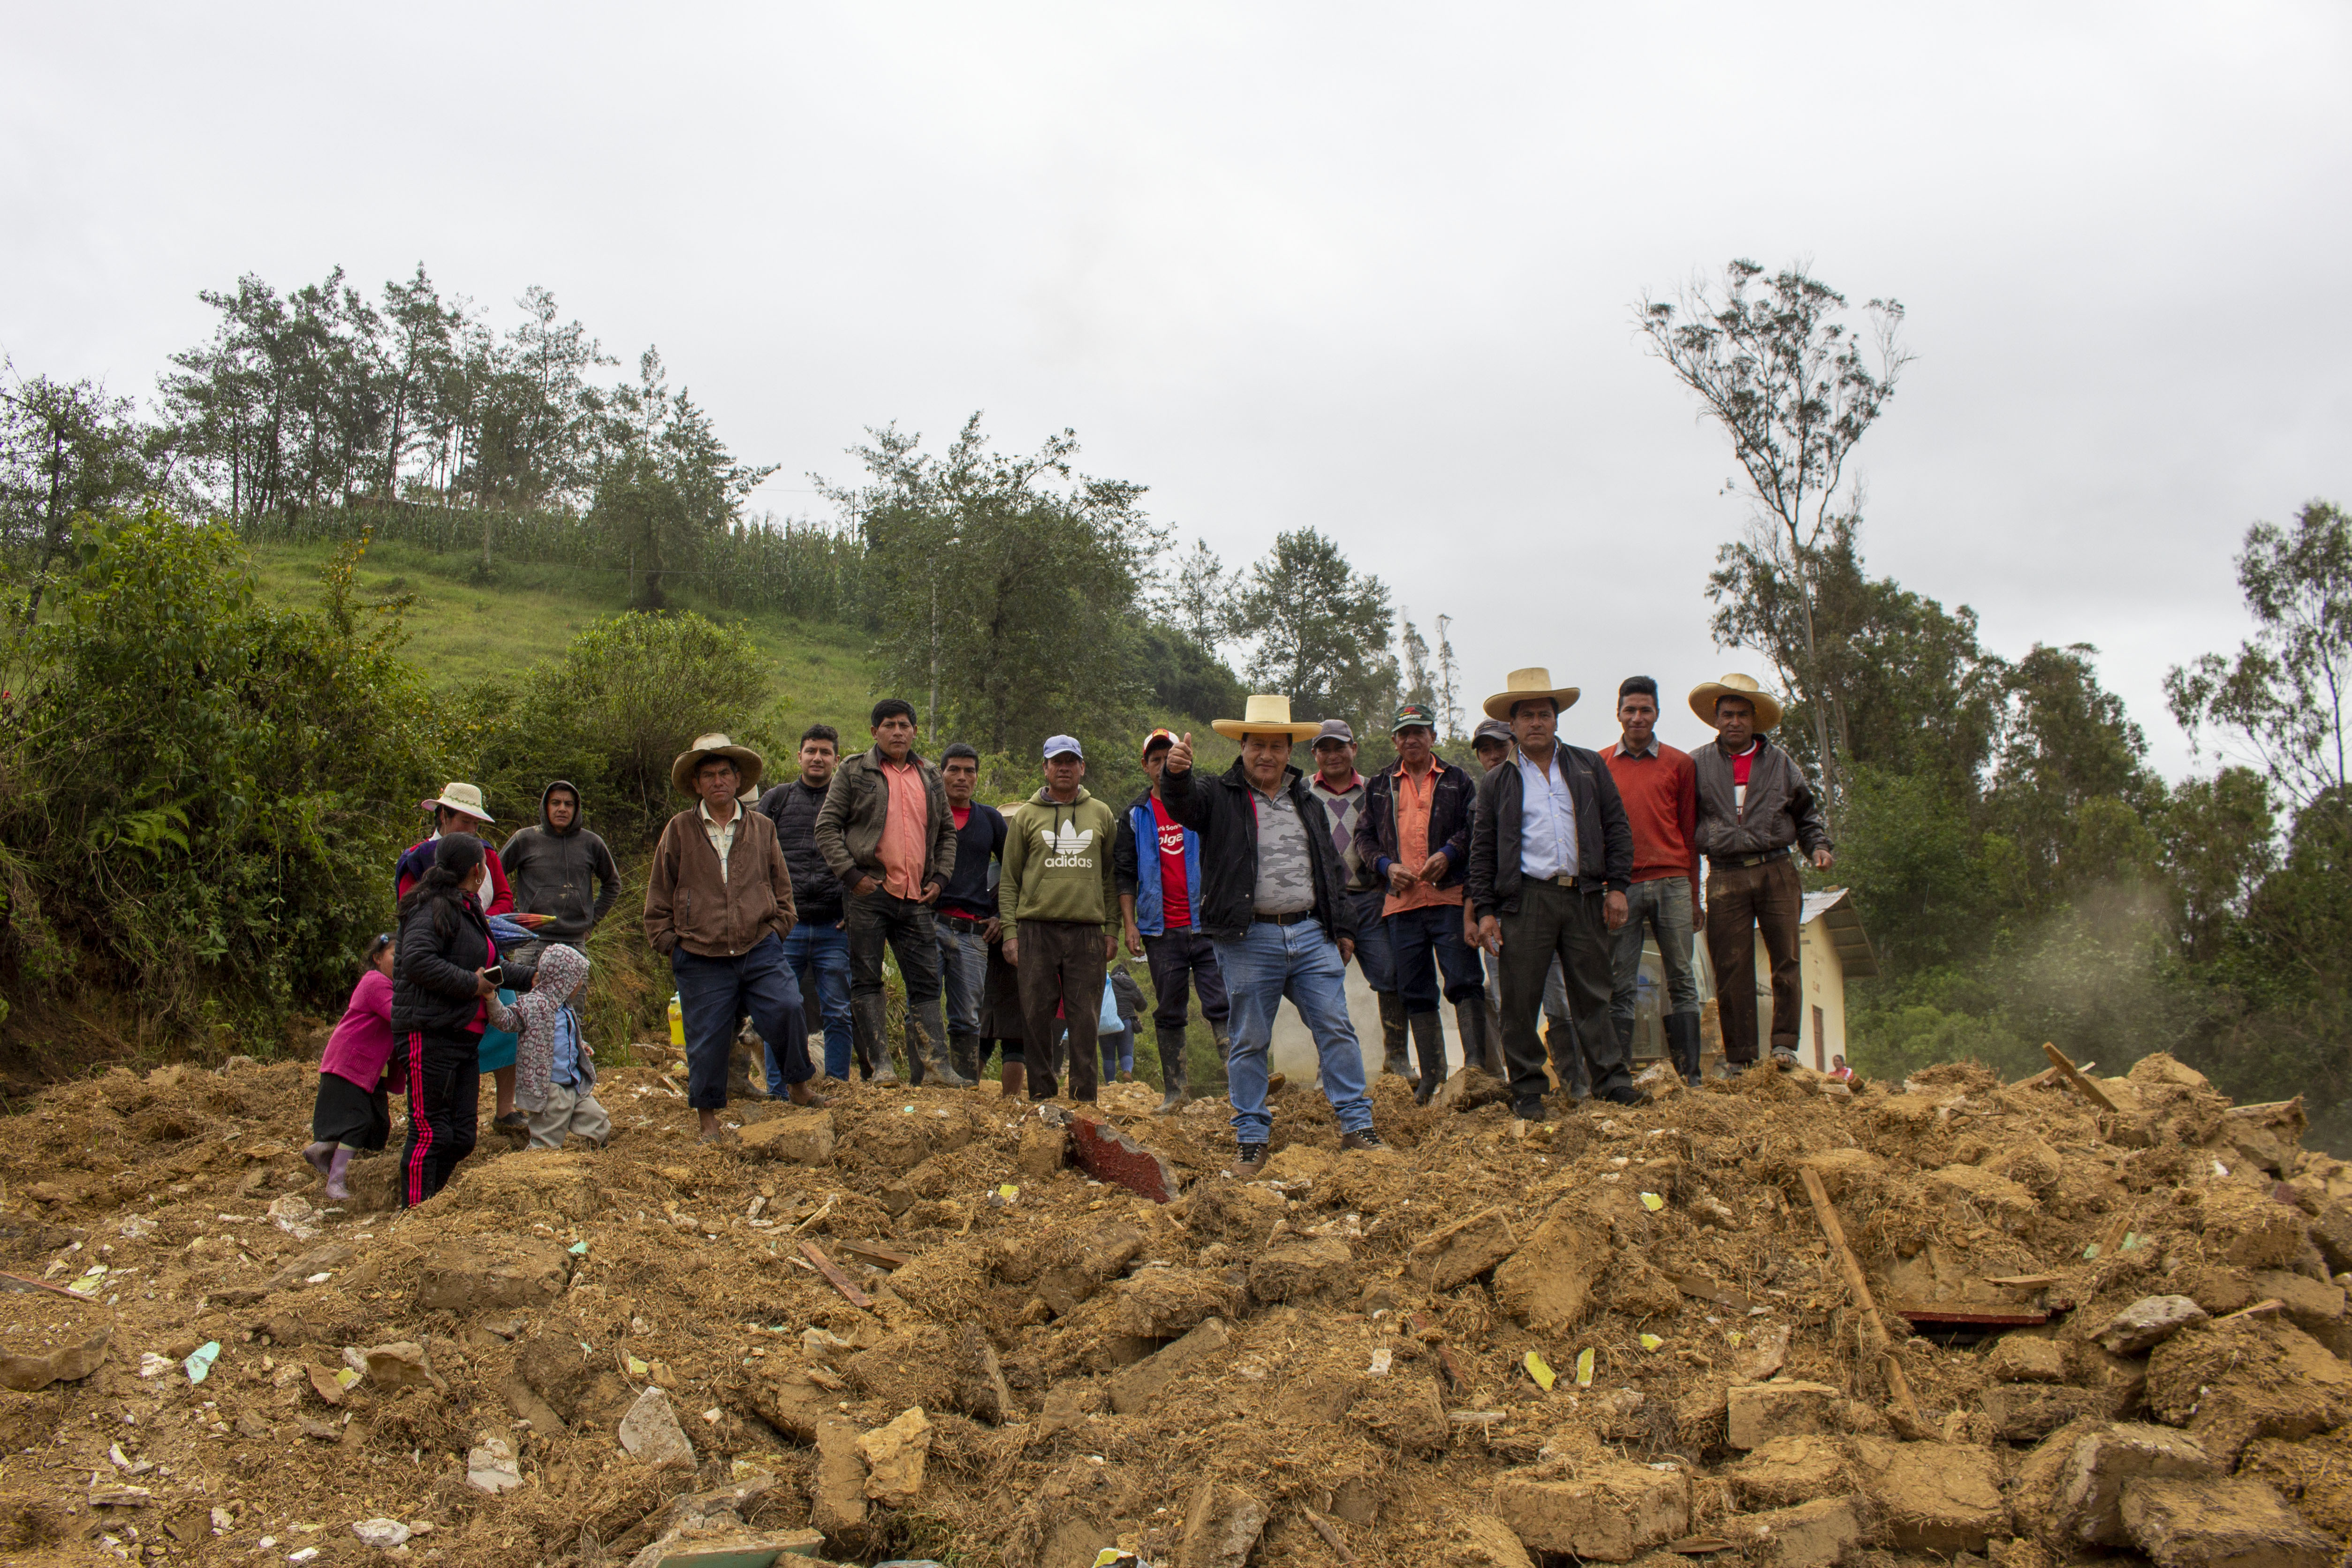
[670,732,766,795]
[419,782,493,823]
[1689,672,1784,732]
[1481,667,1581,722]
[1210,694,1327,742]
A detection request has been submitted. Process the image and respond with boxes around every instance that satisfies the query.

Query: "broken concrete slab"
[2100,1294,2210,1355]
[735,1111,835,1165]
[2121,1475,2335,1568]
[1725,1380,1840,1450]
[1734,1494,1866,1568]
[1107,1316,1231,1415]
[1067,1114,1179,1202]
[858,1405,931,1504]
[1408,1205,1519,1291]
[1493,1460,1690,1562]
[617,1385,694,1467]
[1179,1479,1268,1568]
[2056,1422,2221,1545]
[810,1416,867,1532]
[1247,1237,1354,1301]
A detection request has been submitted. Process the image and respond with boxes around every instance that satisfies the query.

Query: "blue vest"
[1128,799,1203,938]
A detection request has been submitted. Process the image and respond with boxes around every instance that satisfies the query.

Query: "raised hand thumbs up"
[1167,732,1194,774]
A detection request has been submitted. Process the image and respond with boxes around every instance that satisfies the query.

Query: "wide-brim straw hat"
[1689,673,1784,732]
[1210,694,1326,742]
[670,732,766,795]
[1482,667,1581,722]
[420,782,493,823]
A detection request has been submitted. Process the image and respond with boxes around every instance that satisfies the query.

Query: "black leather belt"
[939,912,990,933]
[1252,909,1315,926]
[1716,847,1791,869]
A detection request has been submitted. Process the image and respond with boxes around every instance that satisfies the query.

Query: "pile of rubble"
[0,1043,2345,1568]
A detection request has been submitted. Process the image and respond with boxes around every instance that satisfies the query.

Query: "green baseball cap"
[1391,703,1437,734]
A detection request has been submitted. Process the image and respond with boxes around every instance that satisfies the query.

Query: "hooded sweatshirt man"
[1000,735,1120,1103]
[501,781,622,948]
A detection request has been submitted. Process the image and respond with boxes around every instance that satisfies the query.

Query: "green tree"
[2167,500,2351,810]
[589,350,774,607]
[0,365,169,619]
[1638,260,1912,818]
[830,416,1164,758]
[1237,528,1396,732]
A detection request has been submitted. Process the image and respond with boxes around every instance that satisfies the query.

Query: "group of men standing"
[620,662,1830,1174]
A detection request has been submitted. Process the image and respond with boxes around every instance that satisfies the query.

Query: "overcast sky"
[5,3,2346,776]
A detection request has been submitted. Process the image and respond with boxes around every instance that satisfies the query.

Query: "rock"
[1067,1114,1180,1202]
[2249,1270,2350,1352]
[735,1111,835,1165]
[1444,1514,1538,1568]
[1794,1147,1884,1198]
[1727,1434,1848,1507]
[0,1320,111,1393]
[1409,1206,1520,1291]
[466,1434,523,1494]
[1110,1267,1239,1338]
[743,1356,833,1441]
[1735,1321,1793,1382]
[1038,1378,1109,1438]
[1108,1317,1230,1414]
[2209,1100,2309,1179]
[1725,1380,1840,1449]
[2130,1052,2212,1091]
[2203,1184,2310,1268]
[1017,1121,1068,1182]
[1980,1383,2109,1441]
[809,1416,867,1531]
[1986,1335,2068,1384]
[1350,1373,1449,1455]
[858,1406,932,1504]
[2055,1422,2222,1545]
[1493,1208,1612,1335]
[350,1518,410,1549]
[2121,1476,2335,1568]
[1849,1437,2008,1552]
[360,1342,444,1394]
[2100,1295,2211,1356]
[1734,1495,1867,1568]
[266,1193,322,1241]
[617,1386,694,1467]
[1178,1479,1268,1568]
[1247,1238,1355,1301]
[413,1236,572,1313]
[2310,1199,2352,1275]
[1494,1460,1690,1562]
[2147,1318,2352,1464]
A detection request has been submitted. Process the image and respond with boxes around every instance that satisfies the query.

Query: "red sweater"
[1605,742,1701,886]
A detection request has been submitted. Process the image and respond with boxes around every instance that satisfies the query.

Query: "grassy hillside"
[248,538,881,745]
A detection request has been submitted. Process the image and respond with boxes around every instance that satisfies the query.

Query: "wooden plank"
[2013,1060,2093,1091]
[2218,1298,2284,1324]
[797,1242,872,1310]
[1301,1507,1360,1567]
[1799,1167,1934,1440]
[835,1241,911,1270]
[1896,1306,2051,1326]
[1986,1274,2061,1289]
[2041,1043,2119,1114]
[1669,1538,1738,1555]
[1676,1272,1753,1312]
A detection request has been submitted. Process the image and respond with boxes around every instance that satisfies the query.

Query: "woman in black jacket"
[393,833,500,1206]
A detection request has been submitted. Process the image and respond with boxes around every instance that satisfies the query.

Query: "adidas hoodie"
[999,785,1120,941]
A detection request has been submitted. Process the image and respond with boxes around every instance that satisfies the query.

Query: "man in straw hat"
[814,698,969,1086]
[1466,667,1643,1118]
[1688,673,1832,1074]
[1158,696,1385,1177]
[645,733,827,1140]
[395,782,531,1137]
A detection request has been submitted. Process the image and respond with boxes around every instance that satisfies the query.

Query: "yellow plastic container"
[667,993,685,1047]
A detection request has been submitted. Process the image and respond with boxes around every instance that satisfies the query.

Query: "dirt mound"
[0,1051,2344,1565]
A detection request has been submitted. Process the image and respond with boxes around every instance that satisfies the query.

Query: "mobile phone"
[481,966,504,986]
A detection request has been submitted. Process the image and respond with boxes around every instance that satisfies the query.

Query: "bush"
[0,512,440,1039]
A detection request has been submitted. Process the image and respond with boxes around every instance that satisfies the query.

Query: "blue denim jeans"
[1097,1025,1135,1080]
[1611,876,1700,1043]
[770,922,854,1087]
[938,923,989,1039]
[1213,916,1373,1141]
[1345,887,1396,993]
[673,932,807,1109]
[1387,903,1485,1012]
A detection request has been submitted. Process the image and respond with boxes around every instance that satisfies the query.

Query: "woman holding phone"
[392,833,501,1206]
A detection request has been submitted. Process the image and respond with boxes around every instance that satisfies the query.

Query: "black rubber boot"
[853,993,897,1083]
[1378,991,1412,1085]
[1410,1011,1449,1105]
[1666,1012,1703,1086]
[1154,1026,1191,1115]
[949,1030,983,1083]
[918,1024,974,1088]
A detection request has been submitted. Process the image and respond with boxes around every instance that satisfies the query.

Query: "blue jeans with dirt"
[1610,875,1700,1044]
[770,922,853,1087]
[674,932,808,1109]
[1388,902,1485,1012]
[1213,916,1373,1143]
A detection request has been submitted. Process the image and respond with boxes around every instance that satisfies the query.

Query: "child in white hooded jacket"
[486,943,611,1150]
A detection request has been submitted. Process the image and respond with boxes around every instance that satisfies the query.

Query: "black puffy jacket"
[1155,757,1360,945]
[392,889,494,1038]
[757,776,845,925]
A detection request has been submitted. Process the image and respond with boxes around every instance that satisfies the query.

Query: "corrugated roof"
[1800,886,1880,979]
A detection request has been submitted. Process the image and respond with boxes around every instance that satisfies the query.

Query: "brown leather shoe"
[1226,1142,1269,1179]
[1338,1128,1387,1152]
[1265,1073,1287,1094]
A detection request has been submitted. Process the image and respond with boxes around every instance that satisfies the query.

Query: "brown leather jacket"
[643,803,797,959]
[1692,737,1832,860]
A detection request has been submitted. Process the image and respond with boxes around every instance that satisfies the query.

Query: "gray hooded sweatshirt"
[501,780,622,943]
